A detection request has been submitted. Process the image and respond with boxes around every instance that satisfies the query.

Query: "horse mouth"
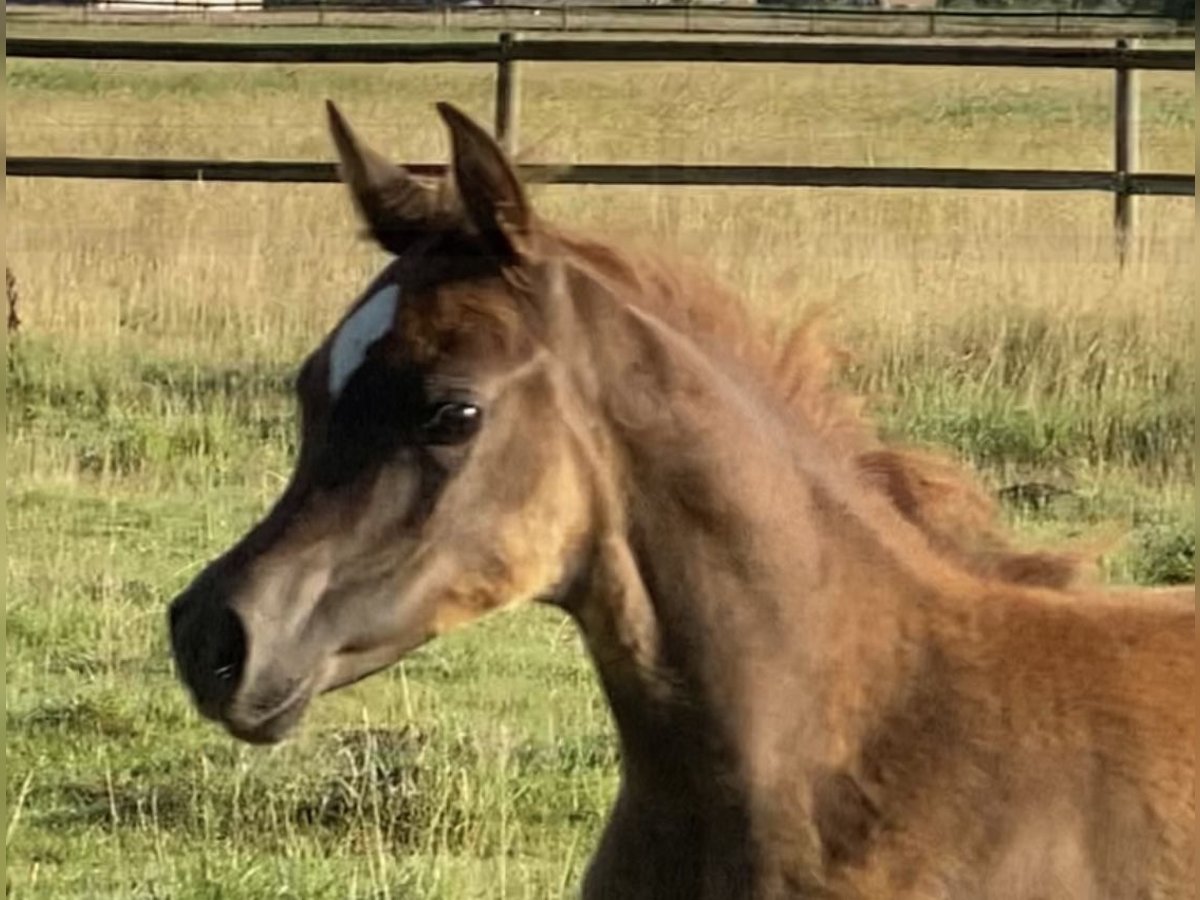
[223,681,314,745]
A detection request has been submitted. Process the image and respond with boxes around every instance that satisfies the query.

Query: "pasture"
[5,26,1195,898]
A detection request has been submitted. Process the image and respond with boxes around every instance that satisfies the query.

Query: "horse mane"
[544,226,1086,592]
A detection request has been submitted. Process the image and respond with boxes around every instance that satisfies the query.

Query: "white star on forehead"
[328,283,400,398]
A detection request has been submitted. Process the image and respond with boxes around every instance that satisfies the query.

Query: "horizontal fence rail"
[9,1,1194,41]
[7,35,1195,68]
[4,156,1195,196]
[11,0,1190,18]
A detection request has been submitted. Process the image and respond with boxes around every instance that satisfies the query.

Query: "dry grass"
[6,56,1194,364]
[7,57,1194,170]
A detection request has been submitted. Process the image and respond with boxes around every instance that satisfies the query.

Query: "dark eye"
[419,401,483,446]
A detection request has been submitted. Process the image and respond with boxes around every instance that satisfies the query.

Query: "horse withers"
[168,102,1195,899]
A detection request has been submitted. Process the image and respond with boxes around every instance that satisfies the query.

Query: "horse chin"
[222,680,315,746]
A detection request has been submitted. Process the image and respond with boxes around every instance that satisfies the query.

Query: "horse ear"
[435,102,532,260]
[326,100,447,255]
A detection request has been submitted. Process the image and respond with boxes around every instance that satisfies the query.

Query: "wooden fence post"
[1114,37,1140,263]
[494,32,521,156]
[7,267,21,335]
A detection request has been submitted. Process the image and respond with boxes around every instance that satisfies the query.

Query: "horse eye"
[419,402,483,446]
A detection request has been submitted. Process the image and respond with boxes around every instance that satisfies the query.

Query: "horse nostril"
[170,591,248,713]
[203,605,247,702]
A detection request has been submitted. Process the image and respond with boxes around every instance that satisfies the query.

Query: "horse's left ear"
[436,102,532,260]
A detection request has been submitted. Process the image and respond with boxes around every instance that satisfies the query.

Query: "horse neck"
[568,301,939,807]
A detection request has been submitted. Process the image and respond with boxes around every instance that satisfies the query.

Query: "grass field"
[5,26,1195,899]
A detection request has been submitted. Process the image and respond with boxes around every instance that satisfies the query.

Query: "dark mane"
[544,226,1085,591]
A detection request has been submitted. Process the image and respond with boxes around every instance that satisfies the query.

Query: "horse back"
[959,582,1194,899]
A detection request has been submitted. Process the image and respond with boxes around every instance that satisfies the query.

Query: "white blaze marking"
[328,284,400,397]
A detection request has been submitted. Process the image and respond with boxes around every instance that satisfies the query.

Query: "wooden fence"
[11,1,1195,40]
[6,33,1195,254]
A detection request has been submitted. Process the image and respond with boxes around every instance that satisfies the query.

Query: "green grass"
[5,24,1195,898]
[6,324,1193,898]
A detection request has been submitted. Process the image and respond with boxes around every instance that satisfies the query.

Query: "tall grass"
[5,38,1194,898]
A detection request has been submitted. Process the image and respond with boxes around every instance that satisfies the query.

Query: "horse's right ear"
[436,101,532,261]
[326,100,448,255]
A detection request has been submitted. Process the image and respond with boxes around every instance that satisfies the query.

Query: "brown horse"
[168,102,1195,899]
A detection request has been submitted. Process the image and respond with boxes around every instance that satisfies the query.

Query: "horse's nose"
[168,575,248,717]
